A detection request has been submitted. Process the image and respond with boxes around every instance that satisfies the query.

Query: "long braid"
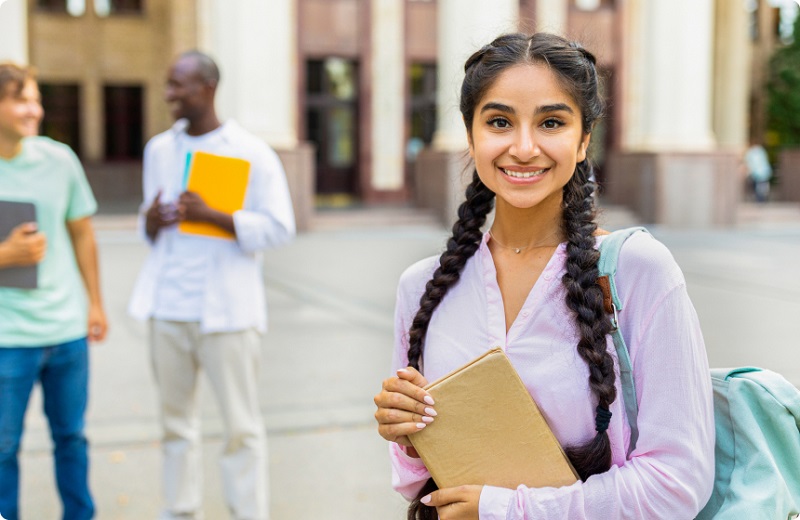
[406,171,495,520]
[406,170,495,372]
[561,161,616,480]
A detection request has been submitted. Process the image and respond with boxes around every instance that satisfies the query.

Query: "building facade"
[0,0,794,226]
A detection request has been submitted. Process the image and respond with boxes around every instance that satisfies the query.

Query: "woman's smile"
[468,62,590,211]
[498,165,551,183]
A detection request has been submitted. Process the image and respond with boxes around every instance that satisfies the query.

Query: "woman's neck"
[490,194,565,248]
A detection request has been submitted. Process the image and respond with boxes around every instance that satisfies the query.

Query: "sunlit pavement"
[14,207,800,519]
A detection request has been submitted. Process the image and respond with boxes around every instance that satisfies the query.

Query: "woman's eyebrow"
[535,103,574,115]
[479,102,514,114]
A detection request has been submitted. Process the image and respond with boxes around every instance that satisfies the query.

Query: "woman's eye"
[542,119,563,130]
[488,117,511,129]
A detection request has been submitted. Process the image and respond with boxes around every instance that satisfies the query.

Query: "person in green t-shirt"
[0,62,107,520]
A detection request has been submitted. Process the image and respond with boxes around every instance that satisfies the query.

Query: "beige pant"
[150,320,269,520]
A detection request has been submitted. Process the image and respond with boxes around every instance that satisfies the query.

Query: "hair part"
[0,62,37,101]
[407,32,611,518]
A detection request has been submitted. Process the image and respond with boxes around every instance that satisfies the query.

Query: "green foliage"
[767,15,800,147]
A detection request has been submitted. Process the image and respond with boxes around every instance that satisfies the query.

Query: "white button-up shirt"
[128,119,295,333]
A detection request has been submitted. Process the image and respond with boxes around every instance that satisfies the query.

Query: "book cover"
[178,151,251,239]
[408,347,578,490]
[0,200,38,289]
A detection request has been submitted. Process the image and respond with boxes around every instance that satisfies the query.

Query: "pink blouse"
[389,231,715,519]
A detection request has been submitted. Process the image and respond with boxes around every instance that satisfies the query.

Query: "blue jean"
[0,337,94,520]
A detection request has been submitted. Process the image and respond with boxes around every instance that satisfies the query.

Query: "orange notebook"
[178,151,250,239]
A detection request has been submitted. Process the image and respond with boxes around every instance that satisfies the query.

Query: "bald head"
[176,51,220,87]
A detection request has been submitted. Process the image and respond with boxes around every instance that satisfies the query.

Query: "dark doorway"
[104,85,143,160]
[39,83,81,156]
[305,58,359,195]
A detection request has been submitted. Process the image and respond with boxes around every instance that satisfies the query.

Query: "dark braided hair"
[407,32,610,519]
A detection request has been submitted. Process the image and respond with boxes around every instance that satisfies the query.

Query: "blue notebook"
[0,200,38,289]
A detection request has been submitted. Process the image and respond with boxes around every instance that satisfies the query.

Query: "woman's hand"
[374,366,436,448]
[421,485,483,520]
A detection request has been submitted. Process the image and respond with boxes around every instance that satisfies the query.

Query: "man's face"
[164,57,212,122]
[0,79,43,143]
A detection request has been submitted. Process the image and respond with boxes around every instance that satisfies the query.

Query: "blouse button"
[521,311,530,317]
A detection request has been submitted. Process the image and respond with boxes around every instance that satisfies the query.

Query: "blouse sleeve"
[479,238,715,519]
[389,260,436,501]
[232,144,296,253]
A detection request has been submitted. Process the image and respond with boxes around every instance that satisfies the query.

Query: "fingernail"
[423,395,435,405]
[416,422,427,429]
[397,368,408,373]
[421,494,431,504]
[424,407,437,417]
[421,416,434,423]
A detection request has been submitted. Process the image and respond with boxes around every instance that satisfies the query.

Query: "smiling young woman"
[373,33,714,520]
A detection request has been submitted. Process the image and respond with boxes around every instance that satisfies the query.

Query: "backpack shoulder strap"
[597,226,649,457]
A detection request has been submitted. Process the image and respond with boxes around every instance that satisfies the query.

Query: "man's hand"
[0,222,47,268]
[87,303,107,342]
[145,190,179,241]
[421,485,482,520]
[177,191,236,236]
[177,191,212,223]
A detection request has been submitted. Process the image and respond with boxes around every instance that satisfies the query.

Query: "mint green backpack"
[598,227,800,519]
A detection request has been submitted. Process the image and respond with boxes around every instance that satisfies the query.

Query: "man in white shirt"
[128,51,295,520]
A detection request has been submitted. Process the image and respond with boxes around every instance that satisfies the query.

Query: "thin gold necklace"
[488,229,561,254]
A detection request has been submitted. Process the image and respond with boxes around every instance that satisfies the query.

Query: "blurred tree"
[767,14,800,147]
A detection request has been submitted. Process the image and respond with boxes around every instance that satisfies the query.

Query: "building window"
[36,0,86,16]
[39,83,81,156]
[408,63,437,161]
[94,0,143,16]
[305,59,360,195]
[104,85,143,160]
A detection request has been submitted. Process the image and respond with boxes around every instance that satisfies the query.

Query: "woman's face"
[468,63,591,211]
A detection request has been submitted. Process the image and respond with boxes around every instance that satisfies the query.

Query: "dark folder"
[0,200,38,289]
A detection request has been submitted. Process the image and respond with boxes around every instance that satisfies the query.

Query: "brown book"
[408,347,578,490]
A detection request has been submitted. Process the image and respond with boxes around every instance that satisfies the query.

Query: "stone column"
[199,0,314,230]
[535,0,569,35]
[712,0,750,149]
[607,0,740,227]
[0,0,28,63]
[417,0,518,225]
[370,0,404,192]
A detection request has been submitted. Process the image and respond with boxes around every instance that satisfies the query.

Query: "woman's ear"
[577,133,591,163]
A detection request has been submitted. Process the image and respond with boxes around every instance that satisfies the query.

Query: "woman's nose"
[510,128,540,161]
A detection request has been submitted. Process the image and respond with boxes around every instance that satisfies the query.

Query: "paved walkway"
[13,208,800,519]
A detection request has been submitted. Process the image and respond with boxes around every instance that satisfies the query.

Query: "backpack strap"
[597,226,649,457]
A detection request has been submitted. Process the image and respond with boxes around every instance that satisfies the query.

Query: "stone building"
[0,0,794,227]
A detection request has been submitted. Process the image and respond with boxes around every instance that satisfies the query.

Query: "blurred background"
[1,0,799,227]
[1,1,800,519]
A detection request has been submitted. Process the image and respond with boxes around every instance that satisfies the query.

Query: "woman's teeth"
[501,168,547,179]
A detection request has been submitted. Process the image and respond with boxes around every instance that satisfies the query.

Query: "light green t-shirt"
[0,137,97,347]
